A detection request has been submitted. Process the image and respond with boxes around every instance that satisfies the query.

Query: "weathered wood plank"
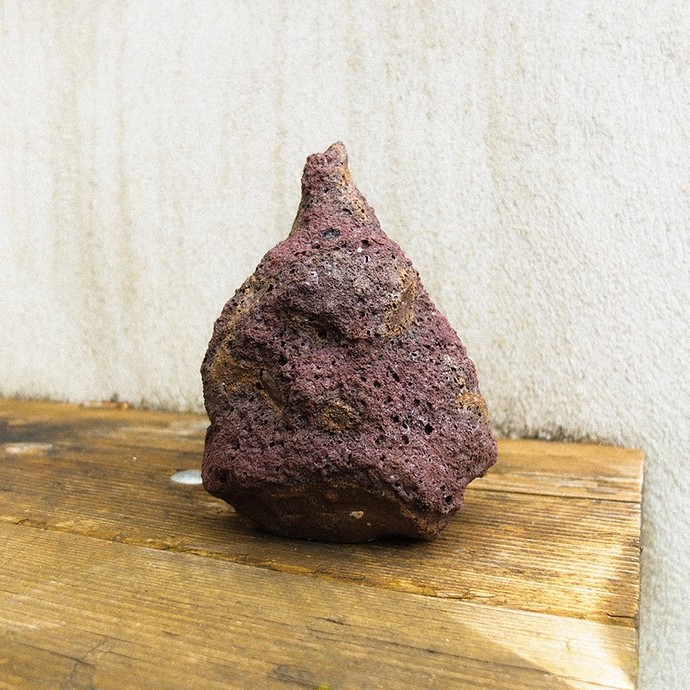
[0,403,640,624]
[479,439,643,502]
[0,399,642,687]
[0,523,636,690]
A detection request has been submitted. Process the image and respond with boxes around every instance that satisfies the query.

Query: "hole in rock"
[424,423,434,435]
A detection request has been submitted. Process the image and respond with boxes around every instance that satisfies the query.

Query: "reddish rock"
[201,142,496,541]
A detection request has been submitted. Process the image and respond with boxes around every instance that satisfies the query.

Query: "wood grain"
[0,399,642,688]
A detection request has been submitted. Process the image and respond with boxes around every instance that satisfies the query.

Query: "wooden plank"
[0,522,636,690]
[0,402,640,624]
[480,439,643,502]
[0,399,642,687]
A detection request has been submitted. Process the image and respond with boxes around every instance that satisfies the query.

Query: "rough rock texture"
[201,142,497,541]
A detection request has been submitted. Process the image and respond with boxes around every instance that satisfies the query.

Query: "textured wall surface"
[1,2,689,686]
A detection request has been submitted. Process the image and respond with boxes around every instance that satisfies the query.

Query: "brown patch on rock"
[320,399,357,432]
[201,142,497,542]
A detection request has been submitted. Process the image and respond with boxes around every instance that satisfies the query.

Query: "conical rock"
[201,142,497,541]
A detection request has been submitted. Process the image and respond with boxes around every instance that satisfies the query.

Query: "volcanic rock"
[201,142,497,541]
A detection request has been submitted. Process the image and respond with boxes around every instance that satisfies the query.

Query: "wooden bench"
[0,399,642,688]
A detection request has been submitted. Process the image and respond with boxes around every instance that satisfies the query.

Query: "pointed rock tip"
[320,141,348,165]
[292,142,380,235]
[302,141,350,186]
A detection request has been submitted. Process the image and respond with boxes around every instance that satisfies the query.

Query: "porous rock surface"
[201,142,497,541]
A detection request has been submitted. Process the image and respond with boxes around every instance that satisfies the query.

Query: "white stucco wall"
[1,2,689,686]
